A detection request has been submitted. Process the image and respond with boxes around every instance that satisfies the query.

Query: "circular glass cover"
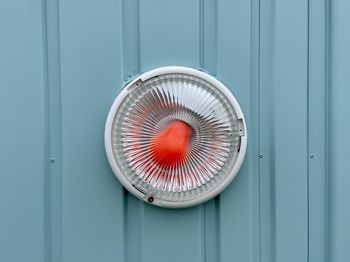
[105,67,246,208]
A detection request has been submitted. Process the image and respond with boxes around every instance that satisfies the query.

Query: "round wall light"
[105,66,247,208]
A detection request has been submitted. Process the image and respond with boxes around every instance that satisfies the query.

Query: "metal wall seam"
[199,0,220,261]
[44,0,63,261]
[308,0,327,261]
[121,0,144,261]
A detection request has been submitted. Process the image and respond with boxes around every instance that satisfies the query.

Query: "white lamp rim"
[105,66,247,208]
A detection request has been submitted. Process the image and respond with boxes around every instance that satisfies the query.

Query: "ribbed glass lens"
[111,73,242,203]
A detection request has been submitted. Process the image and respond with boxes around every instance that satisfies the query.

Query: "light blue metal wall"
[1,0,349,262]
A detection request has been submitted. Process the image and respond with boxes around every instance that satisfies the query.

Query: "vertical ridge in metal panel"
[327,0,350,261]
[308,0,327,261]
[41,0,51,261]
[121,0,143,261]
[45,0,63,261]
[200,0,220,261]
[216,0,252,260]
[199,0,218,74]
[260,0,309,261]
[124,188,144,262]
[121,0,140,83]
[324,0,331,260]
[259,0,276,260]
[249,0,261,261]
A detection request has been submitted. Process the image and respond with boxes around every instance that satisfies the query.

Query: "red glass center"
[150,120,193,166]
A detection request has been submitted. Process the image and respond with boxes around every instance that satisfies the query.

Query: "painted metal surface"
[0,0,349,262]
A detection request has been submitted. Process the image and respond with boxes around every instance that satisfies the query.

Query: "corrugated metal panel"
[1,0,349,262]
[0,1,48,261]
